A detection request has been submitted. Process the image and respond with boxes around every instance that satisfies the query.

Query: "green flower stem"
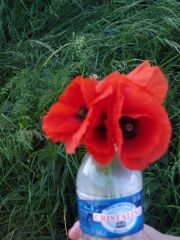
[104,162,113,176]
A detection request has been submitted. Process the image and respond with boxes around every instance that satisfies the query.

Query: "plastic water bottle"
[76,154,144,240]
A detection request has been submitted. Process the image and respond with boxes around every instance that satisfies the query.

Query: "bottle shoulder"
[76,155,143,199]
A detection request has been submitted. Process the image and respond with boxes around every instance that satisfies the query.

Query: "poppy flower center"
[77,106,88,120]
[95,124,107,139]
[119,116,138,139]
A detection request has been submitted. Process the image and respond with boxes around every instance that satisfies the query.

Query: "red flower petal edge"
[127,60,168,103]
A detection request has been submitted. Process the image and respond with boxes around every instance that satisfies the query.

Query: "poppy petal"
[111,89,124,158]
[118,84,171,169]
[42,115,81,142]
[83,96,116,165]
[127,60,168,103]
[85,143,115,165]
[120,156,149,170]
[59,76,85,108]
[66,108,94,153]
[146,111,171,164]
[121,110,171,170]
[97,71,121,93]
[80,78,98,105]
[84,118,115,166]
[97,72,124,156]
[121,115,160,158]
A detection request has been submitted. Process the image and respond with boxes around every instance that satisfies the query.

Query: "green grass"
[0,0,180,239]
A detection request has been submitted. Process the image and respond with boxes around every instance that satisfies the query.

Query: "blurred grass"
[0,0,180,239]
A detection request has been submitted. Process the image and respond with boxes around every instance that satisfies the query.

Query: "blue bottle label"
[77,191,144,238]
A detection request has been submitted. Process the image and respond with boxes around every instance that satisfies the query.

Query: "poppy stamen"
[77,106,88,120]
[119,116,138,139]
[125,123,134,132]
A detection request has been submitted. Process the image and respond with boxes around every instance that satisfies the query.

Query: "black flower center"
[77,106,88,120]
[95,124,107,139]
[119,116,138,139]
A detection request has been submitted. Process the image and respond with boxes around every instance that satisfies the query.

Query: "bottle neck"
[77,153,142,198]
[89,154,130,176]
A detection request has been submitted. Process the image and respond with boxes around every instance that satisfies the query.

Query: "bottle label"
[77,191,144,238]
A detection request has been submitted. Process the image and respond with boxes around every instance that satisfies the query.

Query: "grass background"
[0,0,180,239]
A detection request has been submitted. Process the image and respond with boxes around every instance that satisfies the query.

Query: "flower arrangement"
[42,60,171,170]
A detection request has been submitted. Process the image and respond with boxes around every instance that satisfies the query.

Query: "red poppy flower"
[95,62,171,170]
[42,76,99,153]
[82,72,124,165]
[82,98,117,165]
[118,82,171,170]
[42,76,112,153]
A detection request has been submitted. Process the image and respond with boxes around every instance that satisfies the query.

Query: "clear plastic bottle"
[76,154,144,240]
